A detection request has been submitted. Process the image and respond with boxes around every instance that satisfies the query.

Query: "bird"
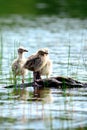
[40,58,52,78]
[12,46,28,84]
[23,48,52,85]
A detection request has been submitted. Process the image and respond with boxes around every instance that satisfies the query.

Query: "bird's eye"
[41,53,44,56]
[18,49,23,53]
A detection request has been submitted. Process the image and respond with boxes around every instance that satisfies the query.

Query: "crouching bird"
[12,46,28,84]
[23,48,52,86]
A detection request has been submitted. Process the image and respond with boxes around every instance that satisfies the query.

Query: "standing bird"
[23,48,52,85]
[40,58,52,78]
[12,46,28,84]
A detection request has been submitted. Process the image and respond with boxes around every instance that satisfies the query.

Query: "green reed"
[67,40,71,77]
[0,36,3,75]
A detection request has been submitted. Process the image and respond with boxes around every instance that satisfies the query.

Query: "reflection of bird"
[23,48,52,85]
[12,46,28,84]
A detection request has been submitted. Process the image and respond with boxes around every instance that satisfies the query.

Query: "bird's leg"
[36,71,41,80]
[22,79,24,83]
[46,75,48,79]
[33,71,41,81]
[33,72,41,87]
[22,75,24,84]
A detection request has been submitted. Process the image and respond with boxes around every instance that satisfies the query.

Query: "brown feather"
[24,53,47,72]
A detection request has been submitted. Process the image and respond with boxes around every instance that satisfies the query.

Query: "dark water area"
[0,0,87,18]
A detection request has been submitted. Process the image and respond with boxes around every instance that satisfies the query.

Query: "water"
[0,15,87,130]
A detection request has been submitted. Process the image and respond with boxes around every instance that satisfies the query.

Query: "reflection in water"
[0,86,87,130]
[11,86,53,103]
[0,15,87,129]
[5,87,54,129]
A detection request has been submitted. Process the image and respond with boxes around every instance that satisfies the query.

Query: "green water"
[0,0,87,18]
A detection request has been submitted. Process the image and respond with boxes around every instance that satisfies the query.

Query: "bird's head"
[18,46,28,54]
[37,48,49,56]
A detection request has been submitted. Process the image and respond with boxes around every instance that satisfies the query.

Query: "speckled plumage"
[23,48,52,82]
[12,46,28,83]
[24,48,49,72]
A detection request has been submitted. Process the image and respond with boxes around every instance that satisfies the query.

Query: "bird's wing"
[24,55,42,71]
[12,60,17,71]
[12,60,21,75]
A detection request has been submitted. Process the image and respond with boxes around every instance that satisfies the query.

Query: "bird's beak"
[44,52,48,54]
[23,49,28,52]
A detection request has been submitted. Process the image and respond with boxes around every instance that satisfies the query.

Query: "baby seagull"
[40,57,52,78]
[12,46,28,84]
[23,48,52,86]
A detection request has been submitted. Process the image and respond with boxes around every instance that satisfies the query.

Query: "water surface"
[0,15,87,130]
